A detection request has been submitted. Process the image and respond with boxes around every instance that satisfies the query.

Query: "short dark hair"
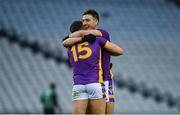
[83,9,99,21]
[70,20,82,33]
[50,83,56,89]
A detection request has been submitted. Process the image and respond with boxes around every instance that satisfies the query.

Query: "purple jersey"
[67,37,108,85]
[98,29,112,81]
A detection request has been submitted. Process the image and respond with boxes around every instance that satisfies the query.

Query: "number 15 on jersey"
[70,42,92,62]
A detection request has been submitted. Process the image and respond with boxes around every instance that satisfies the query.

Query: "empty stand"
[0,0,180,113]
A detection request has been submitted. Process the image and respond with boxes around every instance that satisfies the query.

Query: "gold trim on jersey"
[109,94,114,99]
[98,50,103,83]
[110,69,114,78]
[104,41,110,47]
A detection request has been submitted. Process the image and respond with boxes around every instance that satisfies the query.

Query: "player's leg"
[106,102,114,114]
[89,98,106,114]
[73,100,88,114]
[104,80,115,114]
[72,84,88,114]
[87,83,106,114]
[86,83,106,114]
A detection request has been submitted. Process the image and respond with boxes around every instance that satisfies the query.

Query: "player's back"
[67,37,107,85]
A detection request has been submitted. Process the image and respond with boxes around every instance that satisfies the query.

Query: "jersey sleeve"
[97,37,109,47]
[98,29,110,41]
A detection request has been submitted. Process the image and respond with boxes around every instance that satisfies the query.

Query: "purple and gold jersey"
[98,29,112,81]
[67,37,108,85]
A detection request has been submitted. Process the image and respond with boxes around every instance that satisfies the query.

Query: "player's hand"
[62,35,69,41]
[110,62,113,69]
[82,34,96,43]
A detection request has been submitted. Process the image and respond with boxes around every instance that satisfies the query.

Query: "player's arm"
[98,37,123,56]
[62,37,82,47]
[103,41,124,56]
[63,29,102,48]
[40,94,44,103]
[53,93,58,107]
[69,30,102,38]
[62,34,96,47]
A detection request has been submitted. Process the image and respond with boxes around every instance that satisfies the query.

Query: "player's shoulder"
[97,28,110,40]
[95,36,107,45]
[97,28,109,34]
[97,28,108,33]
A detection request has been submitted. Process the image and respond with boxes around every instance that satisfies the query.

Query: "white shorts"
[104,79,115,102]
[72,83,104,101]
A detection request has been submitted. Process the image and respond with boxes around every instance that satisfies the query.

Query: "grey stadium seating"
[0,0,180,113]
